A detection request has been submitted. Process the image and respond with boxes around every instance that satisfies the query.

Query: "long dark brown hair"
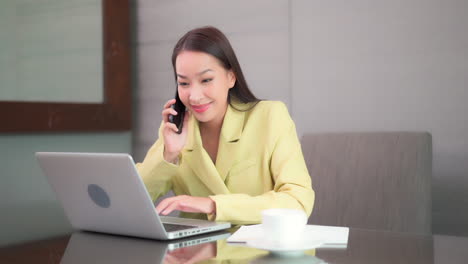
[172,26,260,109]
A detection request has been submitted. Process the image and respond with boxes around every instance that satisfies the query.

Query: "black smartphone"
[169,91,186,134]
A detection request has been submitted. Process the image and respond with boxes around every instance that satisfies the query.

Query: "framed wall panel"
[0,0,131,132]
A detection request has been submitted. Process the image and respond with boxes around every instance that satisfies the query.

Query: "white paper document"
[227,224,349,249]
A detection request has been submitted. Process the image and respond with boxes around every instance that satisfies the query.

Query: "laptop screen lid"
[35,152,230,240]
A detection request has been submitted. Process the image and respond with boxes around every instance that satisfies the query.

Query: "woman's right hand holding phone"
[162,99,190,164]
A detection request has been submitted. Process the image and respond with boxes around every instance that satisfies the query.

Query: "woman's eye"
[178,82,189,87]
[202,78,212,83]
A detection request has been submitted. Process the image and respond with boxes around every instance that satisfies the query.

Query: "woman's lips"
[191,103,211,113]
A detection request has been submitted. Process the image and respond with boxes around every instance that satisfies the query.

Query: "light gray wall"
[434,234,468,263]
[133,0,468,235]
[291,0,468,236]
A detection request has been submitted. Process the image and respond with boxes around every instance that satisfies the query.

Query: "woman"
[136,26,314,225]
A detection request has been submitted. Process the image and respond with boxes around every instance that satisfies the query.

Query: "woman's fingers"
[164,122,179,133]
[162,106,178,123]
[156,196,192,215]
[161,200,183,215]
[156,196,215,215]
[164,98,176,109]
[156,195,187,214]
[162,98,177,122]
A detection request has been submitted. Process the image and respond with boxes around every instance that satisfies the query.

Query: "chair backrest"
[301,132,432,234]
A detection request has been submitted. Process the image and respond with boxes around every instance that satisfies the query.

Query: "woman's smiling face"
[176,51,236,126]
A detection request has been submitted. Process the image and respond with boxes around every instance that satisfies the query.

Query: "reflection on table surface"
[1,227,467,264]
[61,231,230,264]
[60,231,319,264]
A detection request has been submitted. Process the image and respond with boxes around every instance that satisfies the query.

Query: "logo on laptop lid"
[87,184,111,208]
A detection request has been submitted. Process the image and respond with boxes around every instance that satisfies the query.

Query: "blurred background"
[1,0,467,246]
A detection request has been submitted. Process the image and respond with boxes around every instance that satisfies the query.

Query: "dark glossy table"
[1,227,467,263]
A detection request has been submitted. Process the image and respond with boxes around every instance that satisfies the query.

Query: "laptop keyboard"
[163,223,197,232]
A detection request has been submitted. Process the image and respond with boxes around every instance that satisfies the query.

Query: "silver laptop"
[61,231,230,264]
[36,152,231,240]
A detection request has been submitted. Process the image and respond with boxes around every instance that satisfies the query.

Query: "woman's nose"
[189,85,203,102]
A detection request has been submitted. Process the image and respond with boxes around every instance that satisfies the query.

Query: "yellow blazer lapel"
[216,103,245,181]
[182,115,230,195]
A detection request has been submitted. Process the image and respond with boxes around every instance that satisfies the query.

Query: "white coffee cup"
[261,208,307,247]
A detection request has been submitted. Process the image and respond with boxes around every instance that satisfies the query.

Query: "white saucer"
[246,237,323,256]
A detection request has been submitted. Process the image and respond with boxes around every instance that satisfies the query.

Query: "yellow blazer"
[136,101,314,225]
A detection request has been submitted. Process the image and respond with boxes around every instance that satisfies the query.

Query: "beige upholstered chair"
[301,132,432,234]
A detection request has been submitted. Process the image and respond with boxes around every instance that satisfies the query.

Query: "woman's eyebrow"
[177,69,213,79]
[198,69,213,75]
